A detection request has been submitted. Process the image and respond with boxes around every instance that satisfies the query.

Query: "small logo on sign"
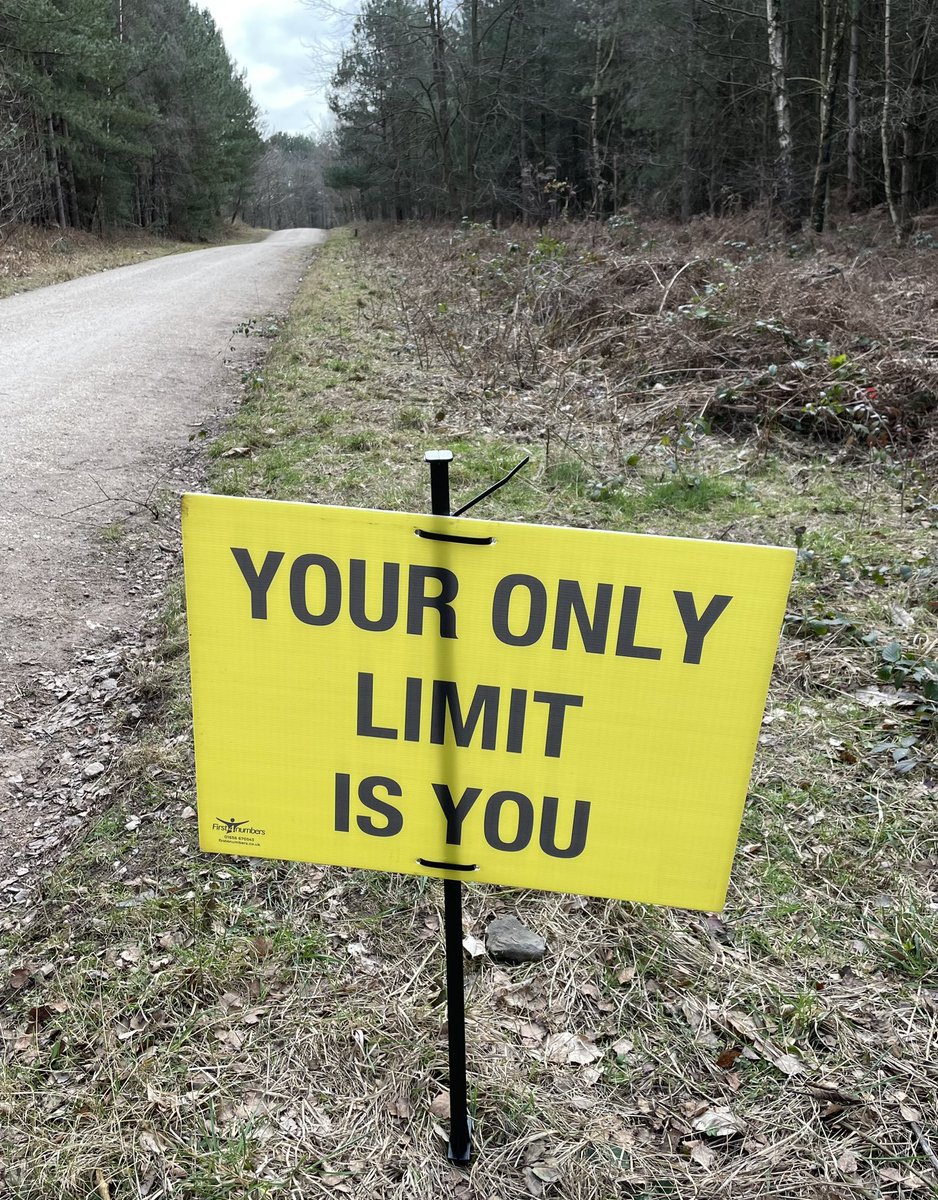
[211,815,266,843]
[216,816,249,832]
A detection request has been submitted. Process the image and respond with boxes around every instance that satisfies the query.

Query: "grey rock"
[485,915,547,963]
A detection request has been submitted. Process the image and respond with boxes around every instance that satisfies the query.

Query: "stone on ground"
[484,915,547,963]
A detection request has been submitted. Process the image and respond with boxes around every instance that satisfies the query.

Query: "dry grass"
[361,215,938,467]
[0,226,935,1200]
[0,220,269,299]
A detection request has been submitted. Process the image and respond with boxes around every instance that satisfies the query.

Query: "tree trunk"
[766,0,798,231]
[810,0,846,232]
[899,14,932,239]
[680,0,702,222]
[589,14,603,215]
[428,0,454,212]
[61,120,80,228]
[846,0,861,210]
[463,0,480,216]
[881,0,902,241]
[46,114,67,228]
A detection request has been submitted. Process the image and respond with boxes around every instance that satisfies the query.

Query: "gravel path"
[0,228,325,886]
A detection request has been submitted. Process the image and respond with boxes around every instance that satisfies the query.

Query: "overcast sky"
[201,0,353,136]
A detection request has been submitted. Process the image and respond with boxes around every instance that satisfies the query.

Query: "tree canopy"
[0,0,263,238]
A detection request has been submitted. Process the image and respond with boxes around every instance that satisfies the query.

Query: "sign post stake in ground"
[425,448,473,1165]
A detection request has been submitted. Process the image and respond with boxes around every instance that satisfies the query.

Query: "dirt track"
[0,228,325,894]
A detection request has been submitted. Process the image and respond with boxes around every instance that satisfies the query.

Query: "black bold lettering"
[674,592,733,664]
[357,776,404,837]
[506,688,527,753]
[231,548,285,619]
[432,783,482,845]
[539,796,591,858]
[334,772,351,832]
[492,574,547,647]
[615,586,662,660]
[552,580,613,653]
[349,559,400,632]
[356,673,397,740]
[483,790,535,851]
[407,566,459,638]
[429,681,499,750]
[403,677,422,742]
[532,691,584,758]
[290,554,341,626]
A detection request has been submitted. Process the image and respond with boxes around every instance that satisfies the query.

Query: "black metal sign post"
[425,449,473,1165]
[424,447,530,1164]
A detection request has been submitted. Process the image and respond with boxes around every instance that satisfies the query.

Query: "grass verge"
[0,221,269,299]
[0,226,935,1200]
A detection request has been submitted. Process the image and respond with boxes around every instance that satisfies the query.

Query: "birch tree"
[766,0,798,229]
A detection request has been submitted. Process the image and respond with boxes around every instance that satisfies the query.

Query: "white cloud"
[201,0,346,134]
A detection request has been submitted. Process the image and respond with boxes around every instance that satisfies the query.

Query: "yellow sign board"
[182,494,794,911]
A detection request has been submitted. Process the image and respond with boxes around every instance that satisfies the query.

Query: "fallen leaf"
[523,1138,549,1164]
[702,914,734,943]
[688,1140,716,1169]
[544,1031,603,1066]
[523,1167,545,1197]
[138,1129,167,1155]
[429,1091,451,1118]
[770,1052,805,1076]
[221,446,252,458]
[716,1047,741,1069]
[899,1103,922,1123]
[854,686,902,708]
[531,1164,562,1184]
[724,1010,761,1041]
[462,934,486,958]
[837,1149,859,1174]
[691,1106,747,1139]
[387,1095,414,1120]
[304,1106,333,1135]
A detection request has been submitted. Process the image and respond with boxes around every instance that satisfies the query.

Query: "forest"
[329,0,938,239]
[0,0,261,239]
[4,1,938,243]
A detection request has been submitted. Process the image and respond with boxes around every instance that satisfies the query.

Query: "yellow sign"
[182,495,794,910]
